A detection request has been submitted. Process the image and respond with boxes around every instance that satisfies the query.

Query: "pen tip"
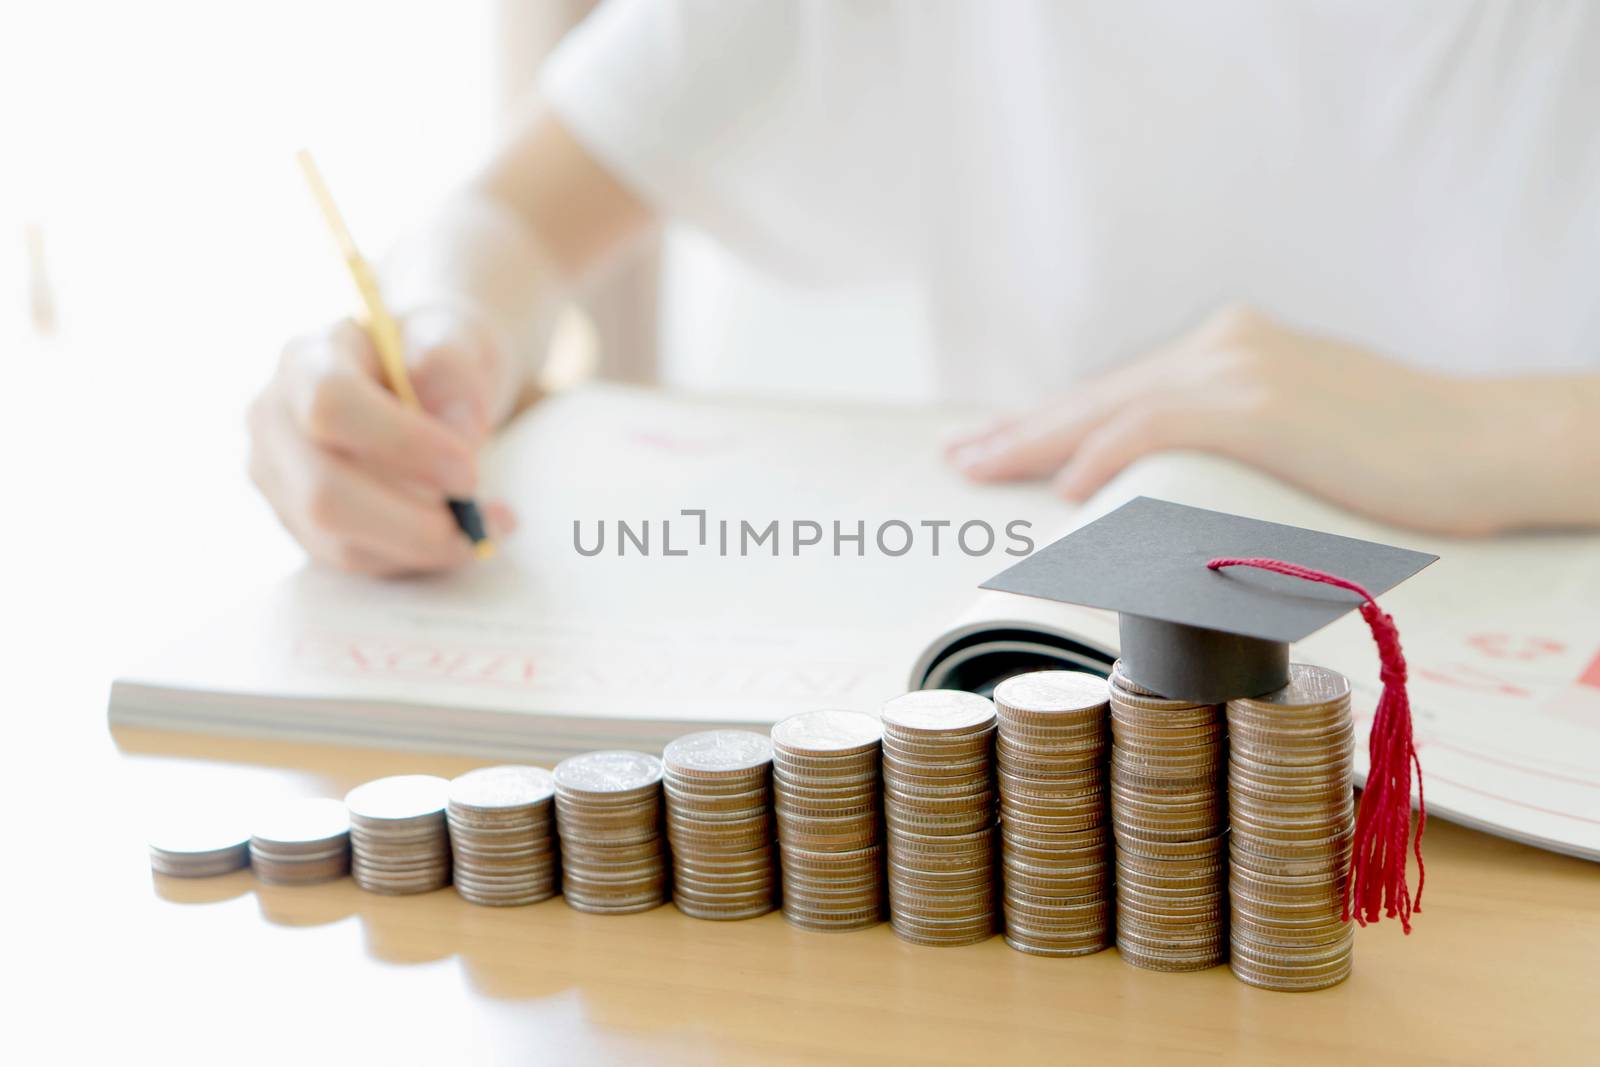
[474,540,497,561]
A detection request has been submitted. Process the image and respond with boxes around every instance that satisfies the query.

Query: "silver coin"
[250,797,350,847]
[771,709,884,756]
[147,808,251,858]
[554,750,664,795]
[344,775,449,822]
[664,730,774,777]
[448,765,556,810]
[995,670,1109,719]
[882,689,997,735]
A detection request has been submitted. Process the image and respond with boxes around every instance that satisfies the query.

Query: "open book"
[109,384,1600,860]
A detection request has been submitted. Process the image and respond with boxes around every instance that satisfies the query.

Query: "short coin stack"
[1109,662,1228,971]
[770,709,886,931]
[1226,664,1356,991]
[249,797,351,885]
[993,671,1113,956]
[881,690,999,947]
[345,775,452,895]
[662,731,779,921]
[446,765,558,907]
[553,751,668,914]
[148,813,250,878]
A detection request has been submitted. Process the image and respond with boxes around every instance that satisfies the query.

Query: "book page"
[114,384,1073,742]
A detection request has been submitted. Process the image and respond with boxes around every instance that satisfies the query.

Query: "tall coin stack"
[881,690,999,947]
[1226,664,1356,991]
[770,710,886,931]
[249,797,352,886]
[993,671,1113,956]
[446,766,558,907]
[345,775,453,895]
[553,751,669,914]
[662,730,779,921]
[1108,662,1228,971]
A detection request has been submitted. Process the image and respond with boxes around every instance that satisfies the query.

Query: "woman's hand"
[947,305,1545,536]
[248,307,523,575]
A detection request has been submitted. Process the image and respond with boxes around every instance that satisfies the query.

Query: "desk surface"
[18,725,1578,1065]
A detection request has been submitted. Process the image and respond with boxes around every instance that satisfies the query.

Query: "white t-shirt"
[541,0,1600,406]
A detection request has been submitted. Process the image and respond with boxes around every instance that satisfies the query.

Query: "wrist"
[383,191,568,426]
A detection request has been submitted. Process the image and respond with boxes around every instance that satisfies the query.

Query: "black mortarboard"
[981,497,1437,704]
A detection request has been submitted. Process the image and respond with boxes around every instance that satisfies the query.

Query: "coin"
[882,689,998,736]
[664,730,774,779]
[446,766,558,907]
[343,775,452,895]
[1226,664,1356,991]
[995,671,1109,724]
[660,730,777,921]
[554,751,668,914]
[449,765,556,810]
[773,709,883,754]
[554,750,664,797]
[996,671,1114,969]
[881,690,998,947]
[248,797,351,886]
[346,774,448,822]
[148,809,251,878]
[1108,665,1227,971]
[771,710,886,931]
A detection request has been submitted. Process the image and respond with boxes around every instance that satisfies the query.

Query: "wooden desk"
[32,726,1579,1065]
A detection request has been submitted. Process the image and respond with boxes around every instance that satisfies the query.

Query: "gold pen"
[296,149,494,559]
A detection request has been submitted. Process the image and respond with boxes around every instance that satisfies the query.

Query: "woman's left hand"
[946,304,1519,535]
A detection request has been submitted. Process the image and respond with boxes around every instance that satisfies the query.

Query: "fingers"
[403,310,507,446]
[480,500,519,540]
[280,324,478,497]
[1050,408,1172,501]
[303,453,474,571]
[949,396,1115,482]
[943,414,1021,463]
[251,395,481,574]
[326,497,516,576]
[411,343,494,446]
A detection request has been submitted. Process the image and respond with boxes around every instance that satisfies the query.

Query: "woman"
[250,0,1600,575]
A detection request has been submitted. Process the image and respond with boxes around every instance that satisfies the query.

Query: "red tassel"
[1207,556,1425,933]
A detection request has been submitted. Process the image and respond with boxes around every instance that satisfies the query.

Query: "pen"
[295,149,494,560]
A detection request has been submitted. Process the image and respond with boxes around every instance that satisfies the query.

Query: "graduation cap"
[981,496,1436,704]
[982,496,1437,931]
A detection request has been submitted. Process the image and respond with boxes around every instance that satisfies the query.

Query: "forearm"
[1468,373,1600,530]
[383,191,561,379]
[381,103,654,420]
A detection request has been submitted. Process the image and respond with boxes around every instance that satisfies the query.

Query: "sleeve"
[539,0,912,281]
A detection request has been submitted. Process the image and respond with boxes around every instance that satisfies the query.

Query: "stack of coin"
[148,812,251,878]
[1109,662,1228,971]
[1226,664,1356,991]
[553,751,668,914]
[662,730,778,920]
[770,709,886,931]
[881,690,999,947]
[249,797,351,885]
[345,775,452,895]
[446,765,558,907]
[993,671,1113,956]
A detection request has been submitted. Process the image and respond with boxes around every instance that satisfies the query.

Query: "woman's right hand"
[248,308,522,575]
